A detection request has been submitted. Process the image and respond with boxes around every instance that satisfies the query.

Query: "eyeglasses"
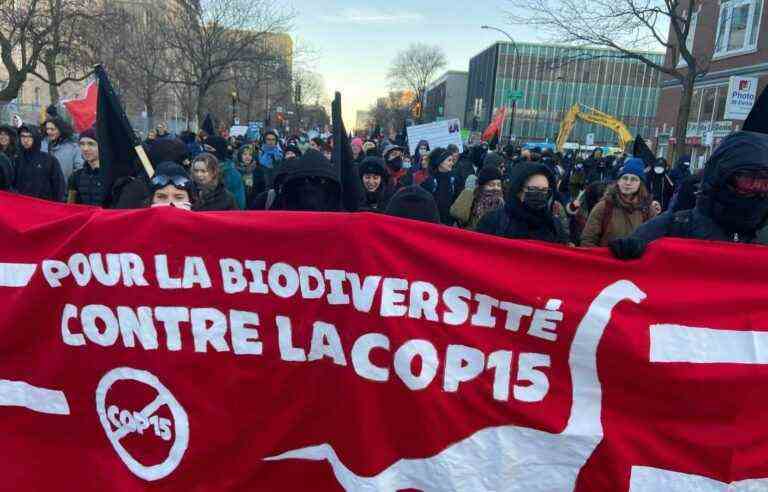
[524,186,550,193]
[730,170,768,196]
[150,174,193,191]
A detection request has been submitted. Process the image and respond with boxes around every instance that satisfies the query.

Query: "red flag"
[482,106,508,142]
[63,81,98,132]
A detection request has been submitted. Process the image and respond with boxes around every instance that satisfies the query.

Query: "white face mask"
[151,201,192,211]
[653,166,665,175]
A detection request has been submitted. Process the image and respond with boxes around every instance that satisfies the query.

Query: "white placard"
[229,125,248,137]
[724,76,758,121]
[585,133,595,146]
[406,119,463,155]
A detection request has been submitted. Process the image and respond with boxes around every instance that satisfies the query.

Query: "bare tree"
[94,6,173,130]
[293,68,328,130]
[160,0,293,122]
[0,0,97,103]
[506,0,708,159]
[387,44,447,123]
[369,91,414,135]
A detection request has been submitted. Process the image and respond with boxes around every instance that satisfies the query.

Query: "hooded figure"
[385,185,441,224]
[646,157,674,211]
[450,164,505,230]
[669,155,692,188]
[613,131,768,259]
[382,144,412,190]
[259,149,342,211]
[13,124,66,201]
[41,117,84,181]
[260,130,283,168]
[476,162,568,244]
[204,136,245,209]
[358,156,391,211]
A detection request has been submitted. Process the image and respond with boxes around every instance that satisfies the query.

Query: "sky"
[289,1,542,128]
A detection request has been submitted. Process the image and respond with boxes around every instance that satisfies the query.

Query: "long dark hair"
[44,117,74,143]
[191,152,222,186]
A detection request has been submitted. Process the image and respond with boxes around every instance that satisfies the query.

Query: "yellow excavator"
[555,103,633,152]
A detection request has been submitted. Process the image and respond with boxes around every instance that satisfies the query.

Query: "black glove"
[609,237,647,260]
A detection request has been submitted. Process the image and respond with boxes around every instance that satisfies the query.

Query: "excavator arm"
[555,103,633,152]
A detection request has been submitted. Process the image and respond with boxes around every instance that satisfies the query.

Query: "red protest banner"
[1,191,768,491]
[63,81,98,133]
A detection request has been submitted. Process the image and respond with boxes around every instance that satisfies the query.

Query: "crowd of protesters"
[1,111,768,261]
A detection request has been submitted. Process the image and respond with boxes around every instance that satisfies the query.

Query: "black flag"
[95,65,151,204]
[332,92,360,212]
[201,113,216,137]
[743,84,768,134]
[632,134,657,168]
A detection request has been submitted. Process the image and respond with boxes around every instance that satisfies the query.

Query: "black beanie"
[478,165,502,187]
[428,147,451,171]
[359,156,387,178]
[385,185,440,224]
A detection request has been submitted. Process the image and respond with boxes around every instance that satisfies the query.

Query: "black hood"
[700,131,768,196]
[17,124,42,153]
[507,162,556,197]
[0,125,18,140]
[275,149,340,188]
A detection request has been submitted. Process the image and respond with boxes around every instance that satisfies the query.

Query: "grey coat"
[42,138,83,181]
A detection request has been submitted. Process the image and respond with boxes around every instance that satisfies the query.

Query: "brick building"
[655,0,767,165]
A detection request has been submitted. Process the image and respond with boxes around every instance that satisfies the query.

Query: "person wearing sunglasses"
[612,130,768,259]
[148,162,196,211]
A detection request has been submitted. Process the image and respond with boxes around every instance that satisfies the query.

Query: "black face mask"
[284,179,338,211]
[387,156,403,172]
[710,188,768,233]
[522,190,549,211]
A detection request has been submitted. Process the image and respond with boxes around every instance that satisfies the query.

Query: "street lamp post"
[231,91,238,126]
[482,25,521,143]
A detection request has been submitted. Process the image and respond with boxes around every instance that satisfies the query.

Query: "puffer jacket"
[194,181,238,211]
[67,164,107,206]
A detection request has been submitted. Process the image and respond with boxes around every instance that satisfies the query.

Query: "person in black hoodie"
[476,162,569,244]
[253,149,343,211]
[67,128,107,206]
[14,124,65,201]
[190,153,238,211]
[421,147,462,225]
[612,131,768,259]
[358,156,391,211]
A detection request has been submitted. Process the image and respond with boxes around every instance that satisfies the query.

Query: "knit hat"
[385,185,440,224]
[428,147,451,171]
[478,165,502,187]
[284,145,302,157]
[618,157,647,184]
[359,156,387,178]
[483,152,503,169]
[79,127,97,143]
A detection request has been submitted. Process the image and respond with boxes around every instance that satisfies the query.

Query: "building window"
[677,10,698,66]
[714,0,763,57]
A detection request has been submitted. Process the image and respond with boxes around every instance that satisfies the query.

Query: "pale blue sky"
[290,1,541,126]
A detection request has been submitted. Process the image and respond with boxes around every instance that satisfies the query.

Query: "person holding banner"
[477,162,568,244]
[612,130,768,259]
[148,162,196,210]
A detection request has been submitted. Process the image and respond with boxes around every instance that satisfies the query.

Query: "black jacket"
[0,153,13,191]
[476,162,568,244]
[14,125,66,201]
[195,181,238,211]
[68,164,107,206]
[421,171,463,225]
[631,131,768,244]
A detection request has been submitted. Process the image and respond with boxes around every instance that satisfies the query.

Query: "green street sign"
[507,90,524,101]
